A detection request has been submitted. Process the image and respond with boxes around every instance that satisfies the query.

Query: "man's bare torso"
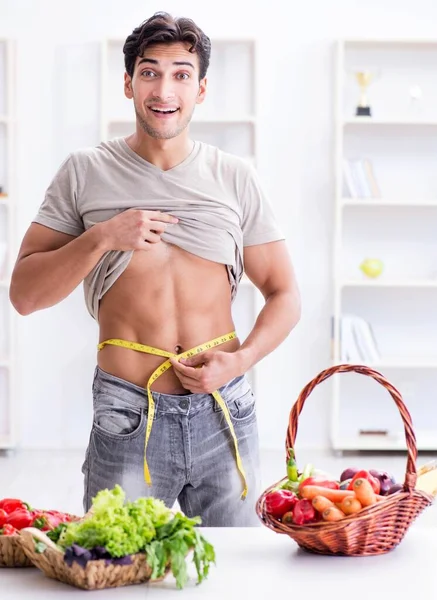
[98,243,239,394]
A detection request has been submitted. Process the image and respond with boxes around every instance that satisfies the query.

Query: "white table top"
[1,525,436,598]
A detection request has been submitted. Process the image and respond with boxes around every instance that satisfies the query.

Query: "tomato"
[1,524,18,536]
[6,509,34,530]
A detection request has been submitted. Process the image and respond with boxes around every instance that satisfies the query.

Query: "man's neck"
[125,131,194,171]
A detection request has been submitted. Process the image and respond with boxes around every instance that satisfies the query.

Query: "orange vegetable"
[322,506,345,521]
[353,478,377,506]
[300,485,355,503]
[312,495,334,513]
[340,496,362,515]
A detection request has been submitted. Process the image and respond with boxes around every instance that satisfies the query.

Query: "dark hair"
[123,12,211,80]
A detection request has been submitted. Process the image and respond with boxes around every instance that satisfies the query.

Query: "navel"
[175,344,182,354]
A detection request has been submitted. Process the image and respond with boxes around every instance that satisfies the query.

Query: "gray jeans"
[81,366,262,526]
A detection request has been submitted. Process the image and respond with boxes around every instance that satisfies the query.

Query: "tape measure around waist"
[97,331,248,499]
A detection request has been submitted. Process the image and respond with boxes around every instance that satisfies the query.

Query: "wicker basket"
[0,512,80,568]
[256,364,434,556]
[19,528,170,590]
[0,534,33,567]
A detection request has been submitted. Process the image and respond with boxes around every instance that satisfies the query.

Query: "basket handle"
[286,364,418,492]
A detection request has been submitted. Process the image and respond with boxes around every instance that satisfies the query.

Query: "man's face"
[124,42,207,140]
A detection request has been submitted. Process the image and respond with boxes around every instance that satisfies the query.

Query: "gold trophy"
[355,70,374,117]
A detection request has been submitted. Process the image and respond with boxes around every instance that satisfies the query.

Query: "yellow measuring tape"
[97,331,248,499]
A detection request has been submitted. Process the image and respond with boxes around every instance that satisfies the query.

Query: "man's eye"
[176,73,189,80]
[142,70,156,78]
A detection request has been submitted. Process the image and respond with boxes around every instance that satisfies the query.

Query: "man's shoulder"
[68,138,123,168]
[197,142,253,176]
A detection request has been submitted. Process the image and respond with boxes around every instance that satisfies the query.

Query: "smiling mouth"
[148,107,180,115]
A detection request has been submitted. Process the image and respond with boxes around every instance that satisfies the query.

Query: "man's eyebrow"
[137,58,195,69]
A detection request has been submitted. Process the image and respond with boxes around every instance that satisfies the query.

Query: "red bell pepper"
[292,499,316,525]
[298,477,339,493]
[265,489,298,519]
[347,470,380,494]
[6,509,34,530]
[0,498,31,513]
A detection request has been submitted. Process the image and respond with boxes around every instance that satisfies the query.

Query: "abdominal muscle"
[97,242,240,394]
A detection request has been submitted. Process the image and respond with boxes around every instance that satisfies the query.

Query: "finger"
[171,369,204,392]
[149,211,179,224]
[170,358,203,379]
[179,353,211,368]
[178,377,204,393]
[148,221,168,235]
[143,231,162,244]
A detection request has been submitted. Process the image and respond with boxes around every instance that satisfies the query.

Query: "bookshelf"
[99,37,261,392]
[332,39,437,452]
[0,39,15,450]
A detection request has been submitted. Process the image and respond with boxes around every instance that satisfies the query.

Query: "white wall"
[2,0,437,452]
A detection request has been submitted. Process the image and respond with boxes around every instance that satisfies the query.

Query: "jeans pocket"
[222,388,256,422]
[93,391,146,440]
[230,389,256,421]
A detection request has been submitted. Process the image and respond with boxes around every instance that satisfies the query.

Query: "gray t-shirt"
[33,138,284,321]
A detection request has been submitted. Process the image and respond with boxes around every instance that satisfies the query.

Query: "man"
[9,12,300,526]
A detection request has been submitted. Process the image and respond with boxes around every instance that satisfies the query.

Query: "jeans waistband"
[93,366,249,414]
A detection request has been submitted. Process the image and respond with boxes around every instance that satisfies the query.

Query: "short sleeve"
[240,165,285,246]
[32,154,85,237]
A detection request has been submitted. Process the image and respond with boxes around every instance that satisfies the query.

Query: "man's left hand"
[169,351,242,394]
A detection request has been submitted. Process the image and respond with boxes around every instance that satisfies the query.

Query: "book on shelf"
[339,314,380,364]
[342,159,381,199]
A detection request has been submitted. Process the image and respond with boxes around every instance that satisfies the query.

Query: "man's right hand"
[98,209,179,252]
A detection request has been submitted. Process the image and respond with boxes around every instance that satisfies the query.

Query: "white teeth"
[150,107,178,114]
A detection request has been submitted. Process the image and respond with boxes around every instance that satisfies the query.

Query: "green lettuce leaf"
[56,485,216,588]
[58,485,173,557]
[145,513,216,589]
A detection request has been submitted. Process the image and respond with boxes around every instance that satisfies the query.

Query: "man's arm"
[235,239,301,372]
[10,210,179,316]
[9,223,108,316]
[170,239,300,393]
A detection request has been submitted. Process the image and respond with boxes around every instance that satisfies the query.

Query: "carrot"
[322,506,345,521]
[312,495,334,513]
[353,478,377,506]
[340,496,362,515]
[300,485,355,502]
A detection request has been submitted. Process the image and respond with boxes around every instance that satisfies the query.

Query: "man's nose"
[152,75,176,101]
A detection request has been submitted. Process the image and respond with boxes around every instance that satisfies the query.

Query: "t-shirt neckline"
[117,137,200,174]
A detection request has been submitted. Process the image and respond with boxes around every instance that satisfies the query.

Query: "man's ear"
[196,77,207,105]
[124,72,133,99]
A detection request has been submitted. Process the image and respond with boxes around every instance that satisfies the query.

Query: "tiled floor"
[0,447,435,526]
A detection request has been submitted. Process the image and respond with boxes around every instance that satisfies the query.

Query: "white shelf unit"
[332,39,437,452]
[99,37,260,392]
[0,39,15,450]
